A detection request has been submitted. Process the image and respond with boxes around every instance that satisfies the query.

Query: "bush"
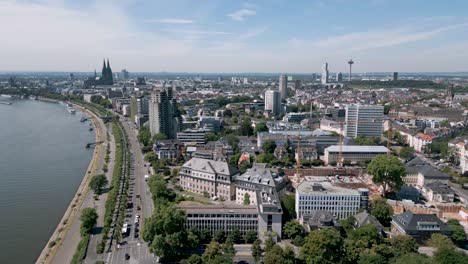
[48,240,57,248]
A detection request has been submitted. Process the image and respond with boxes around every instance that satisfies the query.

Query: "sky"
[1,0,468,73]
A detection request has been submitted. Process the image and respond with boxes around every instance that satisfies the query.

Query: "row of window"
[300,195,360,201]
[187,213,258,218]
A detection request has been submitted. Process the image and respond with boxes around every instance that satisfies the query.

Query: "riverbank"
[35,103,106,264]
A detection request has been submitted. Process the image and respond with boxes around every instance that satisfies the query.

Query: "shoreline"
[35,102,105,264]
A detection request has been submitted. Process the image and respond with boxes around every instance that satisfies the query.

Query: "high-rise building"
[294,80,302,90]
[393,72,398,81]
[279,74,288,99]
[345,104,384,138]
[321,63,329,84]
[149,87,180,139]
[121,69,129,80]
[265,90,281,115]
[336,72,343,82]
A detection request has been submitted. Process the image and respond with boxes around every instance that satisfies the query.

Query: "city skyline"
[1,0,468,72]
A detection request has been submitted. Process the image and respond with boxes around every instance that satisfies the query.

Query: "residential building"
[294,80,302,90]
[413,133,437,152]
[323,145,389,164]
[391,211,451,242]
[354,211,383,234]
[301,210,341,232]
[149,87,179,139]
[179,157,240,201]
[393,72,398,81]
[234,163,287,205]
[130,95,149,126]
[283,112,310,123]
[404,157,450,187]
[279,74,288,100]
[422,181,455,203]
[265,90,281,115]
[345,104,384,138]
[295,176,369,219]
[321,63,329,85]
[153,139,181,160]
[198,116,221,133]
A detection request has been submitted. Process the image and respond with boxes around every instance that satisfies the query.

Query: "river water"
[0,97,95,264]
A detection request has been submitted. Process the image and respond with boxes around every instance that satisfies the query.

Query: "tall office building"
[294,80,302,90]
[121,69,129,80]
[345,104,384,138]
[149,87,180,139]
[279,74,288,99]
[393,72,398,81]
[336,72,343,82]
[265,90,281,115]
[321,63,329,84]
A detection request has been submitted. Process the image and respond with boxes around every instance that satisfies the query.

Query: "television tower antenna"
[348,59,354,81]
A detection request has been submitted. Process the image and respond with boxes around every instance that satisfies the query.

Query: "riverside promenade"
[36,103,109,264]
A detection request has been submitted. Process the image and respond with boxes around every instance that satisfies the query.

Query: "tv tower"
[348,59,354,81]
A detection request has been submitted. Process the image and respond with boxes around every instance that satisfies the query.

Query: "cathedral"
[84,59,114,88]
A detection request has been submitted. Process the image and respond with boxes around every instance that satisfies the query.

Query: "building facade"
[179,157,240,201]
[323,145,389,164]
[321,63,329,84]
[345,104,384,138]
[265,90,281,115]
[149,87,179,139]
[295,177,369,220]
[279,74,288,100]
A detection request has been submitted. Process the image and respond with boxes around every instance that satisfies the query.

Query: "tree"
[428,233,454,249]
[213,230,226,243]
[152,133,167,141]
[255,122,268,136]
[283,220,304,239]
[385,235,418,258]
[340,216,355,234]
[240,119,254,136]
[434,246,468,264]
[251,239,263,263]
[205,132,220,142]
[80,208,97,235]
[243,193,251,205]
[283,245,296,264]
[225,134,239,151]
[262,140,277,153]
[202,241,222,263]
[300,229,344,263]
[228,229,242,243]
[447,219,467,247]
[392,253,435,264]
[264,245,285,264]
[255,153,275,163]
[264,236,275,252]
[348,224,383,246]
[222,239,236,258]
[89,174,108,195]
[369,198,393,226]
[245,230,257,243]
[357,253,387,264]
[293,235,305,246]
[281,194,296,222]
[399,146,415,160]
[355,137,379,146]
[367,155,405,193]
[180,254,203,264]
[137,126,151,146]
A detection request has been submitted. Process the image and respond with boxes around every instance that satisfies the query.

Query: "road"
[105,116,156,264]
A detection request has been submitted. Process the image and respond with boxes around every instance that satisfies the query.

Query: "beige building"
[179,158,240,201]
[403,157,450,187]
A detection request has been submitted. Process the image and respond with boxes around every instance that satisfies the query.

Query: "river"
[0,97,95,264]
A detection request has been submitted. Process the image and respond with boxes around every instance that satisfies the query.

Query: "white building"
[295,177,369,219]
[323,145,389,164]
[279,74,288,99]
[413,133,436,152]
[321,63,329,84]
[345,104,384,138]
[265,90,281,115]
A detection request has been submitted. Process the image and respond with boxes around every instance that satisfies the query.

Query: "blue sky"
[1,0,468,72]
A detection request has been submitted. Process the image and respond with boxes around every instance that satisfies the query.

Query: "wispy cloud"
[162,29,232,35]
[228,9,256,21]
[289,22,468,52]
[145,18,194,24]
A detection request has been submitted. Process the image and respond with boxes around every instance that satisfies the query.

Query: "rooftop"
[296,176,368,195]
[326,145,389,153]
[182,157,240,176]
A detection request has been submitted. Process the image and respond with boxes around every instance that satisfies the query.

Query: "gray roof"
[354,211,383,228]
[303,210,340,227]
[425,181,454,194]
[182,157,239,176]
[405,157,450,180]
[235,163,283,188]
[392,211,450,232]
[326,145,389,153]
